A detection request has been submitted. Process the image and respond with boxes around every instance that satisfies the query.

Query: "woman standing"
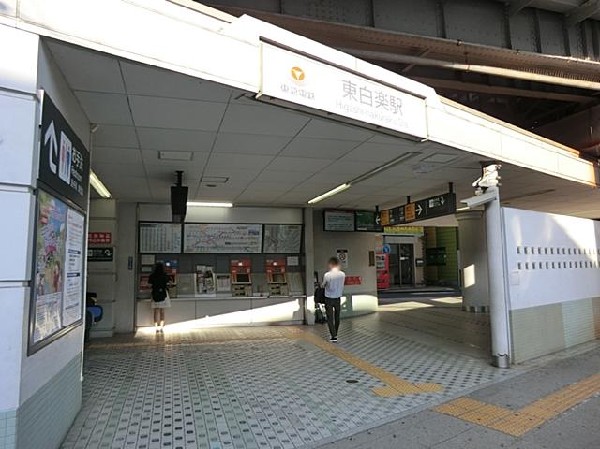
[148,262,171,332]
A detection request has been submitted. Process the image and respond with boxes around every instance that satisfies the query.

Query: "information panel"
[63,208,84,326]
[355,210,382,232]
[263,224,303,253]
[324,210,355,232]
[32,190,85,345]
[38,93,90,210]
[260,43,428,139]
[184,224,263,253]
[139,223,182,253]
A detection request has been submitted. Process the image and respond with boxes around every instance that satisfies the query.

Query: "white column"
[304,208,315,325]
[485,187,511,368]
[457,210,489,312]
[0,25,40,449]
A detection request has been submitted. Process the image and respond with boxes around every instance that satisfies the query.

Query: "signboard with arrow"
[413,193,457,222]
[38,93,90,210]
[88,247,114,262]
[382,193,457,226]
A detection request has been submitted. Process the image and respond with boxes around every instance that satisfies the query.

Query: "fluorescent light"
[187,201,233,208]
[90,171,111,198]
[307,183,351,205]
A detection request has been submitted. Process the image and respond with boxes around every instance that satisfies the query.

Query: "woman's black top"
[149,272,169,302]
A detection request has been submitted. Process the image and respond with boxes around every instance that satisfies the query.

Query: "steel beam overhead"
[508,0,536,16]
[566,0,600,26]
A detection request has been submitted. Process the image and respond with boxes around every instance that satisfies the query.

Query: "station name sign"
[381,193,457,226]
[39,93,90,210]
[259,41,428,140]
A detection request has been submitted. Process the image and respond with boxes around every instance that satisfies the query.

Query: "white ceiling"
[47,39,600,218]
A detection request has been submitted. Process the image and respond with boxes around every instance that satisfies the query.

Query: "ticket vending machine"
[376,253,390,290]
[266,258,289,297]
[230,259,252,297]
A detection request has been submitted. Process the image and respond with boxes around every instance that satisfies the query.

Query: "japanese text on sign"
[88,232,112,245]
[341,80,403,115]
[260,43,428,139]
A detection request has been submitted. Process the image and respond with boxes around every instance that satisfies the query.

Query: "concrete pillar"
[87,199,117,337]
[304,208,315,325]
[0,30,90,448]
[0,25,39,449]
[457,210,490,312]
[114,202,137,333]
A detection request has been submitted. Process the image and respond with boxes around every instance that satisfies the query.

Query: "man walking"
[322,257,346,342]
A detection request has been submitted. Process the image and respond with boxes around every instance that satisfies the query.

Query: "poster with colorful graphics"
[33,191,67,343]
[32,191,85,344]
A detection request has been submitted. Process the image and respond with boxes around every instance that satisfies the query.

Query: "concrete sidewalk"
[318,343,600,449]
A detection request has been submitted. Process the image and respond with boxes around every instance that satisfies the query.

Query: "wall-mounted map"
[263,224,302,253]
[184,224,263,253]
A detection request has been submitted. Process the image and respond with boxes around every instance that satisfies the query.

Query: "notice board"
[263,224,302,253]
[184,224,263,253]
[323,210,355,232]
[30,190,85,350]
[139,223,182,253]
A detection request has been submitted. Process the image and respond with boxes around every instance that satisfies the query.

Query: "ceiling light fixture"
[187,201,233,208]
[90,171,112,198]
[307,153,420,205]
[307,183,351,205]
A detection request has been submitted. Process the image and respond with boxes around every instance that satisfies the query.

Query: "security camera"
[473,163,501,189]
[460,190,498,209]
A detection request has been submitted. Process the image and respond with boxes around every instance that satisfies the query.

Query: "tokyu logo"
[290,66,305,83]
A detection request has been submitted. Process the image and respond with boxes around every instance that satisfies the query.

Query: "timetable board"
[323,210,355,232]
[263,224,302,253]
[184,224,263,254]
[139,223,182,253]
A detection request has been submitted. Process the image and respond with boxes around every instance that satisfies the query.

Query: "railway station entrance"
[2,2,600,449]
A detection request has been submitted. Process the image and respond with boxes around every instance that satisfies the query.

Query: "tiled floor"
[62,300,514,449]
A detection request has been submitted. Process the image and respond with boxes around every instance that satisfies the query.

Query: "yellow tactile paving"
[434,372,600,437]
[290,331,443,397]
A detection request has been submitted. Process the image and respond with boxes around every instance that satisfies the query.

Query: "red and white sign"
[344,276,362,286]
[88,232,112,244]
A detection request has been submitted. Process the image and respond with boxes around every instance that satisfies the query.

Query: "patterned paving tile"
[63,312,514,449]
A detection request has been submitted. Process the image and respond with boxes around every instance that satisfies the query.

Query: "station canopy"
[18,0,600,217]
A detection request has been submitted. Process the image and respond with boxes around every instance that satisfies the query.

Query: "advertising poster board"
[31,190,85,349]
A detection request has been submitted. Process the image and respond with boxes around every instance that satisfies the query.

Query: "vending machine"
[230,259,253,297]
[265,258,289,296]
[376,253,390,290]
